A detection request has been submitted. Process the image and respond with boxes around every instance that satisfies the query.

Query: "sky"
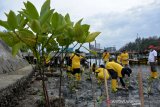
[0,0,160,50]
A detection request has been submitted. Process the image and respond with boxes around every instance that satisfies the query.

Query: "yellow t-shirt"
[95,68,110,80]
[117,55,121,64]
[70,53,83,69]
[102,52,110,62]
[120,52,129,65]
[106,61,123,77]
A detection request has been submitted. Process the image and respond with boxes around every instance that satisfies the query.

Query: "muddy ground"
[16,65,160,107]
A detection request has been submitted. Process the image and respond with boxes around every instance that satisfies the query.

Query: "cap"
[148,45,155,49]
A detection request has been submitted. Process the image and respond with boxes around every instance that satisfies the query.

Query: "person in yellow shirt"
[116,52,121,64]
[95,64,110,81]
[120,49,129,67]
[102,50,110,64]
[66,54,72,78]
[70,49,83,81]
[106,60,132,92]
[91,63,97,74]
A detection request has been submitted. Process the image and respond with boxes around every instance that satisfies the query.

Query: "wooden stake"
[103,69,110,107]
[138,66,144,107]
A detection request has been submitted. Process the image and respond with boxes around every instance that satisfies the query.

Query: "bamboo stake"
[103,69,110,107]
[89,43,96,107]
[138,66,144,107]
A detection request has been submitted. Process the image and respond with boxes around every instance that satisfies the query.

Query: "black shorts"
[107,69,118,79]
[72,68,80,75]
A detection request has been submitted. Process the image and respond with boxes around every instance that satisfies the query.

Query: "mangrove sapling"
[96,95,105,105]
[147,76,153,96]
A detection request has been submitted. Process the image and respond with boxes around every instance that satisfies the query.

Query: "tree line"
[119,36,160,52]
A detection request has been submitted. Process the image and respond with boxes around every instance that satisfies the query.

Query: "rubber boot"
[153,72,158,79]
[75,73,81,81]
[111,79,118,92]
[151,72,154,78]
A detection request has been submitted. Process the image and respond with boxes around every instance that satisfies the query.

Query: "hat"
[122,68,132,77]
[148,45,155,49]
[100,64,105,68]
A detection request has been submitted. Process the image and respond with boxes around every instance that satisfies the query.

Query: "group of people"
[66,44,158,92]
[95,49,132,92]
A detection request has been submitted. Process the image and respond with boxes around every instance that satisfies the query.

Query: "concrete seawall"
[0,65,33,107]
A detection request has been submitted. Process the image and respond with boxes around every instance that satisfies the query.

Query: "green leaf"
[51,13,67,33]
[12,42,24,56]
[18,29,35,38]
[16,13,28,29]
[19,10,32,21]
[85,32,101,42]
[41,22,52,33]
[46,39,59,52]
[0,20,10,30]
[73,22,85,43]
[56,14,67,31]
[19,18,28,29]
[7,11,18,30]
[0,31,13,46]
[24,1,39,19]
[39,9,54,26]
[56,34,72,46]
[38,34,48,44]
[30,19,41,33]
[82,46,97,55]
[82,24,90,33]
[75,18,83,26]
[40,0,50,16]
[23,37,36,46]
[51,12,59,30]
[65,13,73,26]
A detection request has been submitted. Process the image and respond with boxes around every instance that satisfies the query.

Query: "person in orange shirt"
[120,49,129,67]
